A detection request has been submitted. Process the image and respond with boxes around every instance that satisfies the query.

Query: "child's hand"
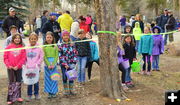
[8,66,13,69]
[65,65,69,70]
[13,66,18,71]
[48,66,52,69]
[133,58,137,61]
[51,65,54,69]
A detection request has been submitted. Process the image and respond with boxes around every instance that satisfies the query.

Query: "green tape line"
[0,39,93,53]
[97,31,117,35]
[97,30,179,36]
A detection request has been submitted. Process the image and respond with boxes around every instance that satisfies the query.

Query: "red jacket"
[4,43,26,69]
[80,22,90,33]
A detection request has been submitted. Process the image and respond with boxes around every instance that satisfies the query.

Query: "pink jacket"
[26,44,44,69]
[4,43,26,69]
[85,17,92,25]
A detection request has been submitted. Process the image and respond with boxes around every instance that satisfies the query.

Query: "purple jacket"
[120,17,126,26]
[117,46,124,64]
[152,35,164,55]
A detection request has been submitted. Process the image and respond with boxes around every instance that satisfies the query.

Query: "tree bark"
[94,0,101,30]
[97,0,126,99]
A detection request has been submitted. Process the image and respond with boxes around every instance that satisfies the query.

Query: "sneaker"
[7,102,12,105]
[70,91,76,96]
[140,71,145,75]
[48,94,52,99]
[146,72,151,76]
[126,82,135,88]
[17,98,23,102]
[51,94,57,98]
[26,96,32,101]
[121,83,129,91]
[156,69,160,71]
[35,95,40,100]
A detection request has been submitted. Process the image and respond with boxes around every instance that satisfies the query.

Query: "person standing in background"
[120,15,126,33]
[2,7,21,37]
[35,15,42,36]
[132,14,144,33]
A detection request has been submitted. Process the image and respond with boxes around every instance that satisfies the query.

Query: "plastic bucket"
[131,61,141,72]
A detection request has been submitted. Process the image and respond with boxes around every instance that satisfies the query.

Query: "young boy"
[4,25,17,48]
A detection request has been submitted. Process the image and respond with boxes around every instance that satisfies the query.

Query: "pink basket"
[65,69,78,80]
[121,59,130,69]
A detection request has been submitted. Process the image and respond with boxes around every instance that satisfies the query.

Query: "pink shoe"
[7,102,12,104]
[146,72,151,76]
[17,98,23,102]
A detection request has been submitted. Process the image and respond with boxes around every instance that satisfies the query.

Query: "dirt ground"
[0,53,180,105]
[0,35,180,105]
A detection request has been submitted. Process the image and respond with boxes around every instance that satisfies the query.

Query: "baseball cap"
[49,12,57,16]
[9,7,15,12]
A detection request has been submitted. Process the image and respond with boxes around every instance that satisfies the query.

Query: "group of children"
[117,23,164,90]
[3,25,99,104]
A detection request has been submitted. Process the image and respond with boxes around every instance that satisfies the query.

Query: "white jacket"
[36,17,42,29]
[70,21,79,37]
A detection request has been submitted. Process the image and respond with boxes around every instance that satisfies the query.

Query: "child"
[4,33,26,104]
[123,35,136,87]
[26,33,43,101]
[58,30,78,96]
[75,29,90,84]
[43,31,59,98]
[133,22,142,51]
[124,25,133,34]
[117,32,128,91]
[152,26,164,71]
[86,35,99,81]
[4,25,17,48]
[138,27,153,75]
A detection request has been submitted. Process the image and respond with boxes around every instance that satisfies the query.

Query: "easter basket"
[22,66,39,85]
[65,68,78,81]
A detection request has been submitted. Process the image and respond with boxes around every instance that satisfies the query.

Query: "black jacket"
[166,15,176,31]
[123,43,136,65]
[75,38,90,57]
[158,14,169,30]
[2,16,21,37]
[132,20,144,32]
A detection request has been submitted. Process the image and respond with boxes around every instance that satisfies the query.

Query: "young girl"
[26,33,43,101]
[86,34,99,81]
[75,29,90,84]
[123,35,136,87]
[152,26,164,71]
[133,22,142,51]
[58,30,78,96]
[138,27,153,75]
[117,32,128,90]
[43,31,59,98]
[4,33,26,104]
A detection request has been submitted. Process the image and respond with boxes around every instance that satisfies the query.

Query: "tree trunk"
[98,0,126,99]
[94,0,101,30]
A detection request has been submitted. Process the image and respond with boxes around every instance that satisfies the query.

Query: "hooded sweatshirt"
[133,22,142,40]
[4,43,26,69]
[152,26,164,55]
[26,44,44,69]
[57,13,73,32]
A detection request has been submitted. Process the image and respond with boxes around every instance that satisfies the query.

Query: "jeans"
[125,67,132,82]
[152,55,159,70]
[70,35,77,41]
[164,34,168,45]
[142,53,151,72]
[61,64,75,84]
[118,63,126,83]
[77,56,88,83]
[135,40,139,51]
[42,33,46,44]
[27,82,39,96]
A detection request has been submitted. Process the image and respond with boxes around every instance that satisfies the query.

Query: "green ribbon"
[97,30,179,36]
[0,39,93,53]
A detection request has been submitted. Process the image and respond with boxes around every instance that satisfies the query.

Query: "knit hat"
[62,30,70,37]
[49,12,57,16]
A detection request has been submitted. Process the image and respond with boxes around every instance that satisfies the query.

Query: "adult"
[41,13,61,43]
[120,15,126,33]
[165,10,176,45]
[85,15,93,34]
[35,15,42,35]
[157,9,169,33]
[70,16,82,41]
[129,15,135,26]
[132,14,144,33]
[79,17,90,34]
[41,10,49,29]
[57,11,73,32]
[2,7,21,37]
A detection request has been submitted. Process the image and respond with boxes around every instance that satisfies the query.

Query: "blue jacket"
[138,35,153,55]
[158,14,169,30]
[89,41,99,61]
